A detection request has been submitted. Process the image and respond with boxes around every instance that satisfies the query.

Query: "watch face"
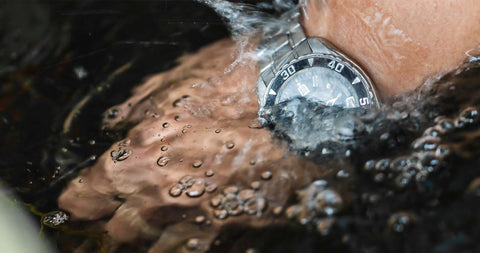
[264,55,375,108]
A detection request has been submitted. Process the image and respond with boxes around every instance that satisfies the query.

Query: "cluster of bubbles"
[285,180,343,235]
[363,106,480,189]
[169,175,218,198]
[387,211,416,233]
[110,139,132,162]
[210,184,267,220]
[41,210,69,228]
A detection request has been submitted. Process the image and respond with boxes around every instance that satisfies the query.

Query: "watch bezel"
[262,52,379,109]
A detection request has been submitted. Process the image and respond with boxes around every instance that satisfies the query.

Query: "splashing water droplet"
[161,145,168,151]
[215,129,222,133]
[162,122,169,128]
[260,171,272,180]
[249,160,256,165]
[157,156,170,167]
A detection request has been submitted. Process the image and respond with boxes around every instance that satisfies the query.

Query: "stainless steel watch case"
[257,37,380,110]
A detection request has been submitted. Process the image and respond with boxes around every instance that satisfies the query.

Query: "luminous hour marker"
[345,96,355,107]
[298,84,310,96]
[313,75,319,87]
[308,58,314,66]
[352,77,361,84]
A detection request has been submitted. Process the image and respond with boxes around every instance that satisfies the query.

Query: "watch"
[256,6,380,116]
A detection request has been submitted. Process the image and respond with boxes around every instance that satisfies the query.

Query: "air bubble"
[185,179,205,197]
[394,172,412,189]
[435,117,455,133]
[375,159,390,171]
[390,157,408,172]
[179,176,195,187]
[41,211,69,228]
[107,108,120,119]
[250,181,261,190]
[222,193,243,216]
[239,189,255,201]
[215,129,222,133]
[422,126,442,137]
[226,141,235,149]
[213,209,228,220]
[110,149,132,162]
[363,160,376,172]
[169,184,183,197]
[411,137,439,152]
[205,170,215,177]
[223,186,239,194]
[192,160,203,168]
[374,173,385,182]
[388,212,415,233]
[273,206,283,216]
[205,182,218,193]
[459,107,479,125]
[195,215,206,224]
[162,122,169,128]
[261,171,272,180]
[244,197,266,215]
[185,238,200,251]
[173,95,190,107]
[249,160,256,165]
[316,218,335,235]
[336,170,350,178]
[210,195,222,207]
[157,156,170,167]
[161,145,168,151]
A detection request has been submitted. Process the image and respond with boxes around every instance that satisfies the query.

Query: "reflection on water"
[1,0,480,252]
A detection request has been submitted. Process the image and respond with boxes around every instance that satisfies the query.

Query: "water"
[1,0,480,252]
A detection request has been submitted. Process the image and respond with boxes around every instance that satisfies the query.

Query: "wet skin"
[58,1,480,252]
[301,0,480,97]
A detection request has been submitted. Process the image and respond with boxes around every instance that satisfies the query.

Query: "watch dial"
[277,67,358,108]
[265,56,373,109]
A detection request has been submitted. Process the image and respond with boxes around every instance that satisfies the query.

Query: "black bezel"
[265,55,371,107]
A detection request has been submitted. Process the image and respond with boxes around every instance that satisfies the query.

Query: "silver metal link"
[258,6,307,81]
